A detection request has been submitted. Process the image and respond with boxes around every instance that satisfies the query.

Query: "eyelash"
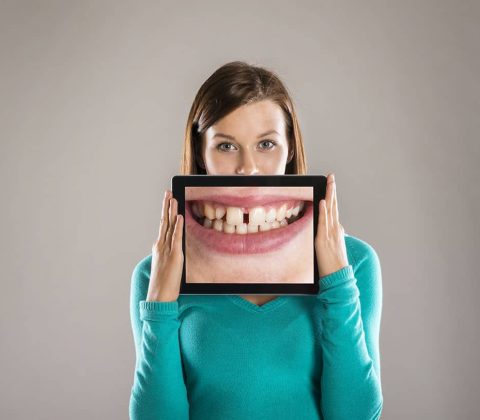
[217,140,277,152]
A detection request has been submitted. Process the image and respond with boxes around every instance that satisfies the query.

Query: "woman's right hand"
[146,189,184,302]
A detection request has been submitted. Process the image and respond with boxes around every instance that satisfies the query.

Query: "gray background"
[1,1,478,419]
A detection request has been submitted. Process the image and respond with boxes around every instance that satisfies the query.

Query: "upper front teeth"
[225,207,243,225]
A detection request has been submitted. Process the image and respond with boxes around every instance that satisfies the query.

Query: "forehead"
[205,99,286,139]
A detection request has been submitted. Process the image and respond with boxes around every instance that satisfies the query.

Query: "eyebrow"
[212,129,280,140]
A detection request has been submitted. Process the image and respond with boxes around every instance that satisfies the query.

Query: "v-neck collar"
[227,295,289,313]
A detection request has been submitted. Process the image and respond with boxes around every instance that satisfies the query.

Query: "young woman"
[129,61,383,420]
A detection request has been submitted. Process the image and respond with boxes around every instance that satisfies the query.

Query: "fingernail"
[331,174,335,182]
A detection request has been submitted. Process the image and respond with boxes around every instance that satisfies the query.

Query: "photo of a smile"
[185,187,314,259]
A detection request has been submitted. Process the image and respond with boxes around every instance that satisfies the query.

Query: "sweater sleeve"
[129,260,190,420]
[316,243,384,420]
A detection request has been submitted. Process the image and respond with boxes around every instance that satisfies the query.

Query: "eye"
[258,140,276,150]
[217,142,237,152]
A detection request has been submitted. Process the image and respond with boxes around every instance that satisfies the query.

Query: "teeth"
[265,208,277,223]
[223,222,236,234]
[249,207,266,226]
[215,206,226,220]
[213,219,223,231]
[259,222,271,232]
[236,223,248,234]
[204,203,216,220]
[226,206,243,225]
[193,200,306,234]
[275,204,287,221]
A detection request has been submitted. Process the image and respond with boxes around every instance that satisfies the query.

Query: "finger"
[323,199,329,238]
[318,199,328,239]
[327,173,334,228]
[171,214,184,254]
[158,190,171,245]
[165,196,177,250]
[332,181,339,225]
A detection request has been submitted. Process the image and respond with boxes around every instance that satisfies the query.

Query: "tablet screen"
[173,175,324,294]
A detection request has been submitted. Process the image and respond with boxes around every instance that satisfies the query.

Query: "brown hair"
[180,61,307,175]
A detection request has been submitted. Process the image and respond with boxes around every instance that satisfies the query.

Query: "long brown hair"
[180,61,307,175]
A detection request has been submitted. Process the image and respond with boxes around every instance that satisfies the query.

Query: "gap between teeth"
[192,201,305,234]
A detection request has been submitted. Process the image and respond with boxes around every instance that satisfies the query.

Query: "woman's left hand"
[315,173,350,278]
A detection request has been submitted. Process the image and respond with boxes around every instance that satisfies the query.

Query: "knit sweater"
[129,233,383,420]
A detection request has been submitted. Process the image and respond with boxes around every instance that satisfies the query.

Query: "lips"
[185,198,313,255]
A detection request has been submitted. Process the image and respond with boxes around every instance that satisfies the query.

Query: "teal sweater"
[129,233,383,419]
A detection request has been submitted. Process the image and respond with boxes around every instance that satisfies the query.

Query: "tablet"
[171,175,327,295]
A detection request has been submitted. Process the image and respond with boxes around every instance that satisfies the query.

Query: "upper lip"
[187,194,310,208]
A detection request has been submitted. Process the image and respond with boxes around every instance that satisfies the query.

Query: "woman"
[129,61,383,420]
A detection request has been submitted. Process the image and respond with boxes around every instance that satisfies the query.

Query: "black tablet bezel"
[172,175,327,295]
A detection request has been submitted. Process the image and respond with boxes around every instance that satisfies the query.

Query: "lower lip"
[185,200,313,255]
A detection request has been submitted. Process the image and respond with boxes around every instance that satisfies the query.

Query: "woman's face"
[200,99,292,175]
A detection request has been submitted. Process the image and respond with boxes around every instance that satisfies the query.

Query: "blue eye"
[217,143,236,152]
[259,140,276,150]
